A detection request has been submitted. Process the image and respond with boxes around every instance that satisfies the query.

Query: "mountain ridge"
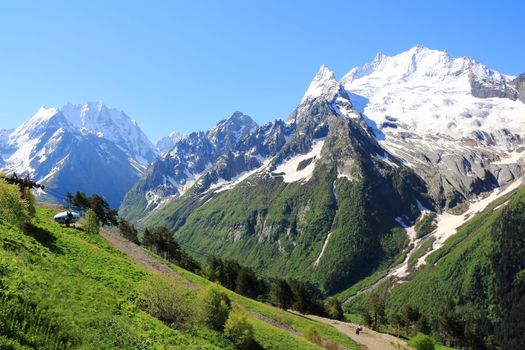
[119,45,525,296]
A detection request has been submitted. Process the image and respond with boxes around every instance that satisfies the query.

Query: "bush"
[223,308,255,349]
[304,326,322,346]
[0,180,30,229]
[409,333,435,350]
[199,284,232,331]
[136,277,196,329]
[84,209,99,234]
[324,297,344,320]
[0,336,33,350]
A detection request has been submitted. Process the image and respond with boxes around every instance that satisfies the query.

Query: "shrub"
[415,213,437,239]
[84,209,99,234]
[0,180,30,229]
[136,277,195,329]
[325,340,342,350]
[324,297,344,320]
[199,284,232,331]
[223,308,255,349]
[304,326,322,346]
[409,333,435,350]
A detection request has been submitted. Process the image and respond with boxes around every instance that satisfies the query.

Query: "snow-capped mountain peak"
[343,45,467,84]
[9,107,71,144]
[301,64,345,104]
[208,111,258,150]
[33,106,61,120]
[157,131,187,154]
[342,46,523,142]
[61,101,157,164]
[342,45,516,96]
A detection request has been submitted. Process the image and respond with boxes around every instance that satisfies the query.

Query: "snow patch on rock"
[273,139,325,183]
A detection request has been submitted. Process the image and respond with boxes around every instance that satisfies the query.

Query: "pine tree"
[142,227,153,247]
[119,218,139,244]
[491,198,525,349]
[270,278,294,310]
[88,194,117,226]
[73,192,89,215]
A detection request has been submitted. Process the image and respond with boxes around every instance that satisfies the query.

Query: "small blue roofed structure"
[54,211,80,226]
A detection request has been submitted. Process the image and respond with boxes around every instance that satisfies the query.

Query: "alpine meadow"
[1,2,525,350]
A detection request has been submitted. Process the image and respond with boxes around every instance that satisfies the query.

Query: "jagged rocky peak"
[512,72,525,103]
[61,101,157,163]
[289,65,357,141]
[208,111,258,150]
[301,64,349,104]
[157,131,187,154]
[343,45,517,100]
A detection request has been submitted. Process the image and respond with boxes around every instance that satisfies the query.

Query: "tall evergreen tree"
[119,218,139,244]
[73,192,89,215]
[491,198,525,350]
[270,278,294,310]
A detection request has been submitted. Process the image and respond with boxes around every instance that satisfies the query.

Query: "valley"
[1,44,524,350]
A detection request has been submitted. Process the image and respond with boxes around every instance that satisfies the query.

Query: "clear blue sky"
[0,0,523,142]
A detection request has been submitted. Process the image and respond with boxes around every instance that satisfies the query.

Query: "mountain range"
[2,45,524,294]
[119,46,525,293]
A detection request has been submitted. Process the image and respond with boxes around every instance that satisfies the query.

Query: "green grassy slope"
[385,186,522,328]
[169,263,359,350]
[0,208,234,349]
[0,206,358,349]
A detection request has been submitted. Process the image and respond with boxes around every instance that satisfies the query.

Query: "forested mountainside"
[121,46,525,296]
[344,185,525,350]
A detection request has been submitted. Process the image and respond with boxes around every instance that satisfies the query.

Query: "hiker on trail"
[356,325,362,335]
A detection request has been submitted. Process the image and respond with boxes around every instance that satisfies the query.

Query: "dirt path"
[305,315,411,350]
[100,228,197,290]
[100,230,386,349]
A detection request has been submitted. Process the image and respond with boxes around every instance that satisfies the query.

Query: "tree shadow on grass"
[26,224,64,254]
[249,341,264,350]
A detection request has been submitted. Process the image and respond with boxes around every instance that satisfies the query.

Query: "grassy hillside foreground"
[0,206,359,349]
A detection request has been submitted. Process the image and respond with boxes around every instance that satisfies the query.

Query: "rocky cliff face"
[120,111,261,218]
[512,73,525,103]
[156,131,186,154]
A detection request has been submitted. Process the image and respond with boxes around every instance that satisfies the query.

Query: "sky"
[0,0,524,142]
